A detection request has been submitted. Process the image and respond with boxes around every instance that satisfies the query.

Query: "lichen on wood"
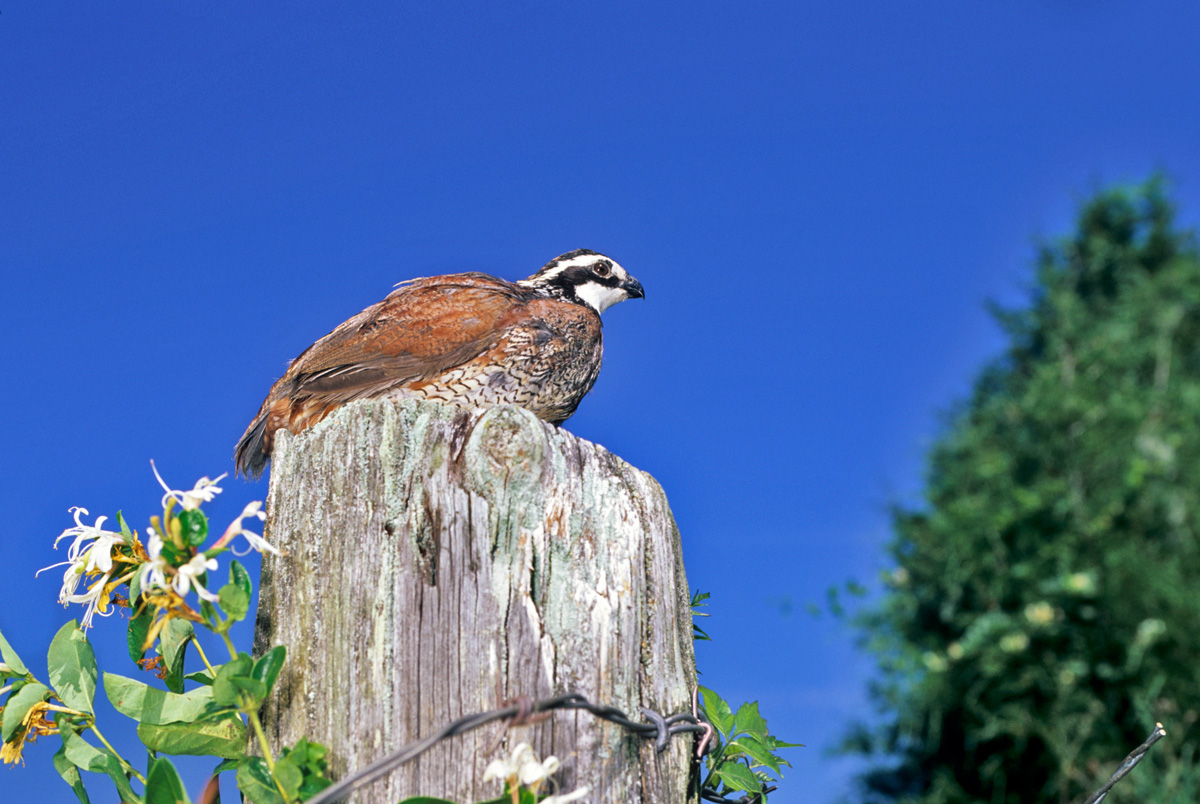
[254,397,698,803]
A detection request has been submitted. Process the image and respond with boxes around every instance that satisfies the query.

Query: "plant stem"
[220,630,238,661]
[44,704,87,717]
[89,721,147,784]
[220,630,289,801]
[701,744,726,792]
[192,636,216,675]
[248,707,278,773]
[248,704,292,801]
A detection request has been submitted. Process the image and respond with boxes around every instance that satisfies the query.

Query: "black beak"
[622,277,645,300]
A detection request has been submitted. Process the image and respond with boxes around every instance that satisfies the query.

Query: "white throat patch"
[575,280,629,314]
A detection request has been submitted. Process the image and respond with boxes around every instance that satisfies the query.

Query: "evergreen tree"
[847,180,1200,804]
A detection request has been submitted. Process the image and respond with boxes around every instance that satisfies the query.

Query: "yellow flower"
[0,701,58,765]
[140,589,204,653]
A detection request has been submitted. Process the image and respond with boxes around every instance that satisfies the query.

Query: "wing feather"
[234,273,531,476]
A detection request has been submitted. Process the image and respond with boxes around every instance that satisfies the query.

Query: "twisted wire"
[305,691,733,804]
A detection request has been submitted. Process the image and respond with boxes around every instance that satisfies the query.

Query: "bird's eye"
[594,262,611,277]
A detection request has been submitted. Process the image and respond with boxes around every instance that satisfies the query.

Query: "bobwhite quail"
[234,249,644,477]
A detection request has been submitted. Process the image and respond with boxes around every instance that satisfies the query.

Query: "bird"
[234,249,645,477]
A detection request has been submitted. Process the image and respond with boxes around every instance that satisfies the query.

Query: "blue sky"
[4,2,1200,802]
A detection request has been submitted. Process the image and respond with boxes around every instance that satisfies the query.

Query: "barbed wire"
[304,691,740,804]
[700,785,776,803]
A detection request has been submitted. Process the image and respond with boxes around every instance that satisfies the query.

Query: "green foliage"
[687,593,801,802]
[60,724,142,803]
[846,179,1200,803]
[0,627,31,676]
[160,619,194,694]
[276,738,334,800]
[691,589,712,641]
[48,620,99,715]
[1,681,51,741]
[1,473,331,803]
[146,756,192,804]
[105,672,217,724]
[696,683,801,802]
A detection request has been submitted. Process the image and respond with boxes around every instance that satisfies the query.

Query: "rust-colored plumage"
[234,250,644,477]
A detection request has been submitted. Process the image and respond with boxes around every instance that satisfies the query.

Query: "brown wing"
[287,274,527,397]
[235,273,531,476]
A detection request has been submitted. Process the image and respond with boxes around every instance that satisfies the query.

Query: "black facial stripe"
[539,248,598,274]
[548,264,622,290]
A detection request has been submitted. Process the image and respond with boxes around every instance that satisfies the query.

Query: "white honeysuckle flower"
[483,756,518,784]
[174,553,219,602]
[484,742,532,785]
[542,787,590,804]
[484,742,566,796]
[0,685,11,698]
[151,460,226,511]
[55,562,86,603]
[66,570,117,628]
[38,507,127,601]
[223,500,278,556]
[142,532,172,592]
[518,751,561,787]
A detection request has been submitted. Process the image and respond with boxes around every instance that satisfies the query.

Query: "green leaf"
[53,741,92,804]
[211,654,253,707]
[229,559,253,601]
[237,756,285,804]
[60,725,110,770]
[48,620,98,714]
[138,716,247,759]
[251,646,286,697]
[146,756,192,804]
[732,701,768,740]
[232,675,267,701]
[128,563,150,606]
[161,619,194,694]
[272,751,304,800]
[128,601,154,662]
[104,672,215,725]
[184,665,219,686]
[117,511,134,539]
[764,735,804,750]
[301,739,326,762]
[302,775,334,799]
[212,757,239,774]
[728,735,781,775]
[218,583,250,622]
[1,681,49,741]
[61,727,143,804]
[713,761,762,795]
[0,626,30,676]
[199,600,219,629]
[177,509,208,547]
[698,685,734,739]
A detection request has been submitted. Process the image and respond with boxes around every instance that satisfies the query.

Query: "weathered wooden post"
[253,397,698,803]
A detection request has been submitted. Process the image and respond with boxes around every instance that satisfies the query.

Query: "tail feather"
[234,414,271,479]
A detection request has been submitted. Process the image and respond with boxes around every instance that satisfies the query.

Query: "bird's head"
[519,249,645,313]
